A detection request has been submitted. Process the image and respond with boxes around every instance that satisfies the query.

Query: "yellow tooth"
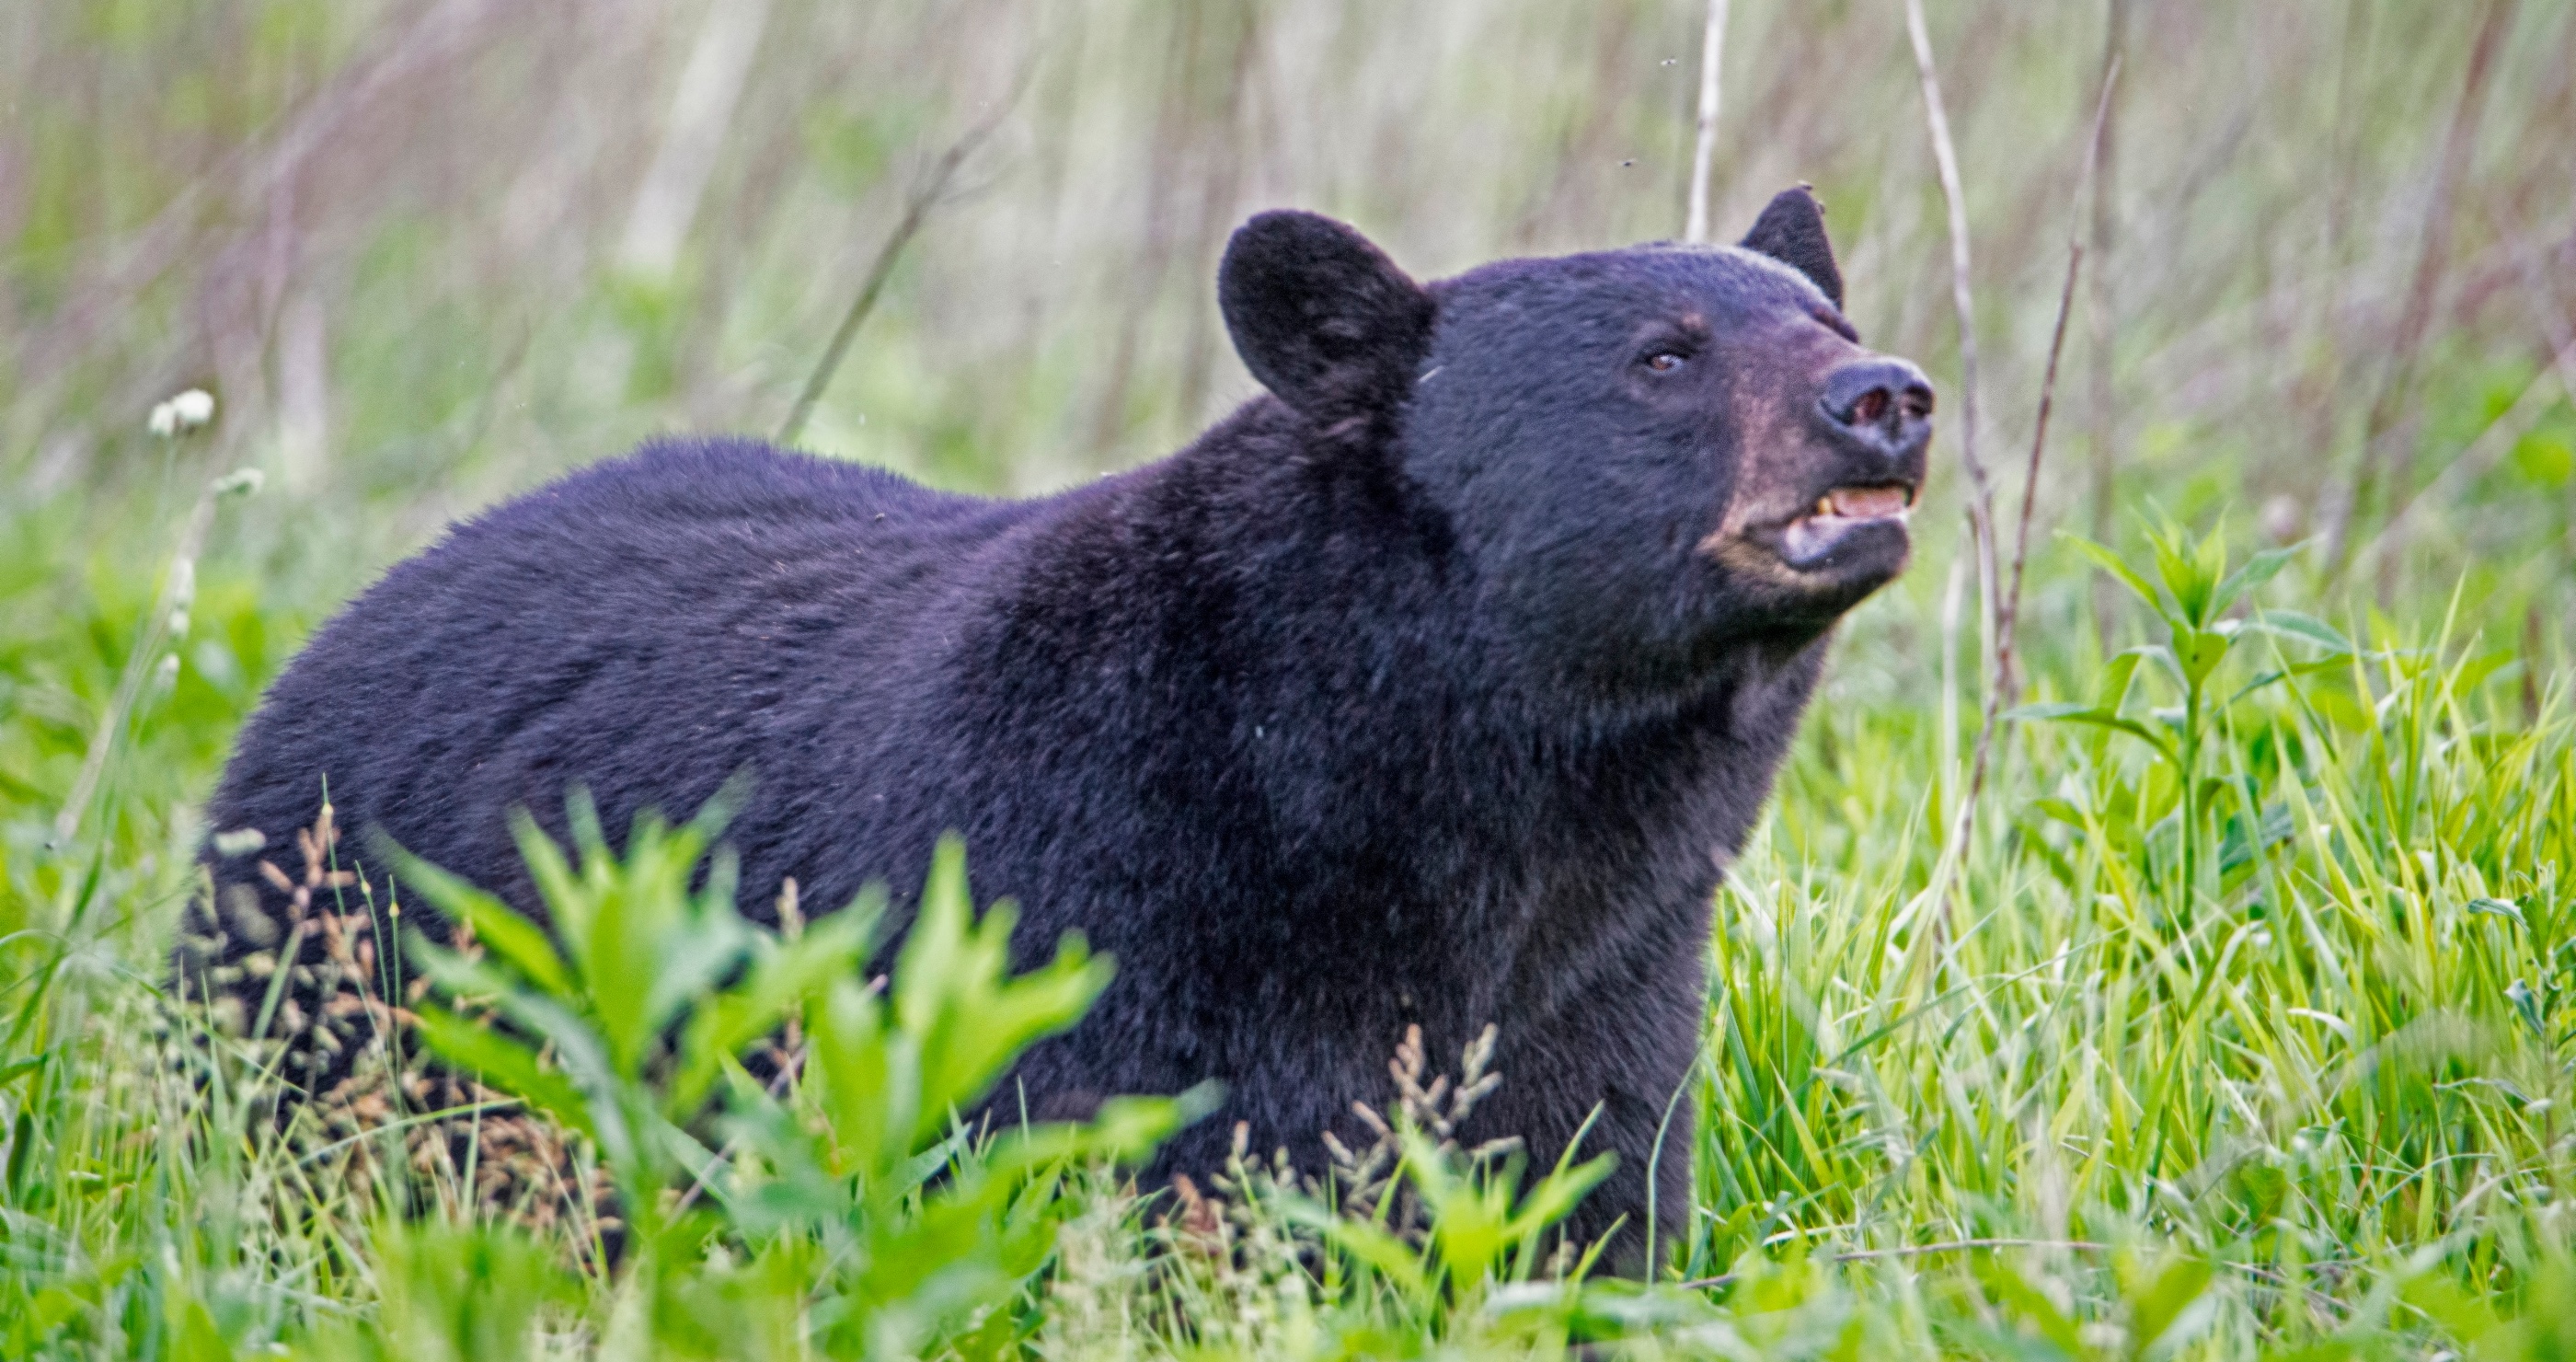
[1818,495,1835,517]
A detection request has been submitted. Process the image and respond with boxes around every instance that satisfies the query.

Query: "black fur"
[1738,184,1844,311]
[190,193,1931,1261]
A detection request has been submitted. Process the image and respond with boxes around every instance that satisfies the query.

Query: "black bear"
[186,187,1932,1258]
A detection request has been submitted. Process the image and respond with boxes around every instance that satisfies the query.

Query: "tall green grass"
[6,492,2576,1356]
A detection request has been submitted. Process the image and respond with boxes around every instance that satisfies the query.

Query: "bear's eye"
[1642,351,1687,374]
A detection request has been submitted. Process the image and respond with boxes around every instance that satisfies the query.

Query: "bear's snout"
[1814,355,1935,469]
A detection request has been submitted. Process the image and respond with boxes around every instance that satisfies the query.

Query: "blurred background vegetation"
[4,0,2570,884]
[4,1,2576,1355]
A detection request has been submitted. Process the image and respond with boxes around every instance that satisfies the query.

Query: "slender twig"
[776,77,1028,446]
[1683,0,1731,243]
[2317,0,2518,586]
[1995,60,2120,722]
[1936,45,2116,906]
[2086,0,2127,639]
[1903,0,1989,935]
[2357,200,2576,580]
[1904,0,1991,655]
[29,0,507,389]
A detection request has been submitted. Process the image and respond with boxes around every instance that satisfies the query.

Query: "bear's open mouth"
[1778,482,1915,569]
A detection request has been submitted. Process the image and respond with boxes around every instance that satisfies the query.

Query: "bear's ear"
[1219,211,1434,423]
[1739,185,1845,311]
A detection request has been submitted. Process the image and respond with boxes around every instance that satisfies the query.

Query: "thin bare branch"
[776,77,1029,447]
[1998,58,2120,710]
[1684,0,1731,243]
[2317,0,2519,587]
[1941,43,2116,895]
[1904,0,1994,669]
[2086,0,2128,638]
[1905,0,1995,884]
[25,0,509,385]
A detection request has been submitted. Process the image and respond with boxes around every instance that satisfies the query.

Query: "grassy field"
[6,0,2576,1356]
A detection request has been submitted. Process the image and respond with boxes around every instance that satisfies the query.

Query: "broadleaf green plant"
[369,791,1208,1359]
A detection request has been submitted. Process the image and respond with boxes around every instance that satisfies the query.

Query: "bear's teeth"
[1817,496,1834,518]
[1824,485,1912,519]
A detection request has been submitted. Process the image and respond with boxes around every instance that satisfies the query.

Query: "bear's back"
[202,438,1037,928]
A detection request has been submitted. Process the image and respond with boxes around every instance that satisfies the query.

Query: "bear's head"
[1219,189,1933,697]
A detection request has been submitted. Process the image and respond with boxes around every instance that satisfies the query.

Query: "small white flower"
[149,388,216,437]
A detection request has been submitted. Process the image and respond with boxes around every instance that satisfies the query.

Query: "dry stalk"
[2354,197,2576,583]
[1963,60,2121,807]
[776,74,1029,446]
[28,0,509,387]
[1323,1022,1512,1230]
[1904,0,1995,693]
[2317,0,2519,587]
[2086,0,2129,638]
[1931,44,2118,920]
[1683,0,1731,243]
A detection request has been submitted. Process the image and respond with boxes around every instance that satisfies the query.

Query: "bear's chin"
[1702,517,1911,605]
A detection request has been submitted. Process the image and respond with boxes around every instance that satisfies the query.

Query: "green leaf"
[2467,896,2526,927]
[2248,608,2353,654]
[1287,1201,1433,1303]
[2148,521,2213,623]
[1505,1150,1617,1242]
[2179,627,2233,687]
[2063,533,2168,622]
[810,978,907,1181]
[2099,646,2151,710]
[507,806,592,961]
[2124,1252,2216,1353]
[670,904,876,1117]
[2004,705,2180,767]
[893,838,1116,1141]
[403,930,620,1097]
[2003,701,2099,721]
[388,848,577,1000]
[2211,542,2301,617]
[409,1005,594,1141]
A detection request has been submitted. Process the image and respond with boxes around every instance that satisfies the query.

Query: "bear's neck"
[1006,398,1828,1011]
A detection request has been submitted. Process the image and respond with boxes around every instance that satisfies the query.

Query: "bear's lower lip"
[1778,502,1911,570]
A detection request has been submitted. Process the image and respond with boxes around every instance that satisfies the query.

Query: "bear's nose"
[1818,357,1936,456]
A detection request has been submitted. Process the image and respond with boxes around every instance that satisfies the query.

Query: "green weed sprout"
[376,790,1206,1360]
[2013,518,2352,913]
